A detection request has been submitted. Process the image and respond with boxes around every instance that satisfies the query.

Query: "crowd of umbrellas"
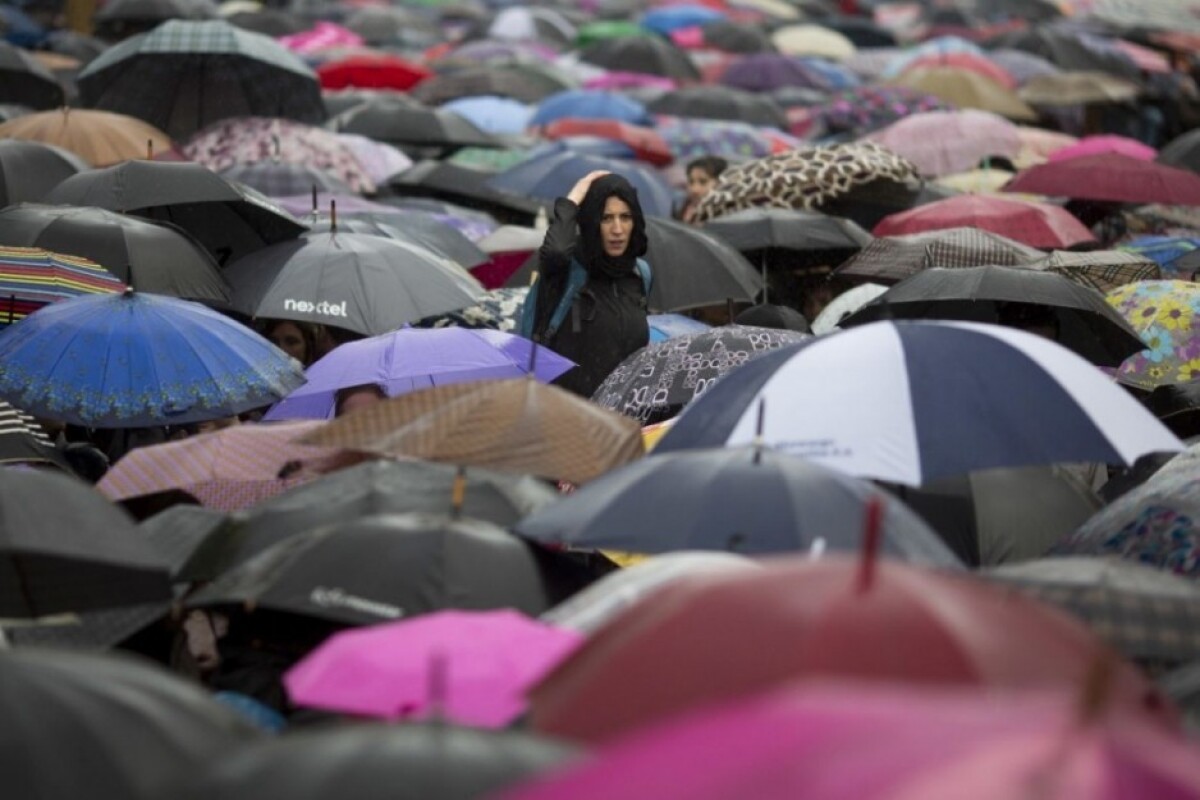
[9,0,1200,797]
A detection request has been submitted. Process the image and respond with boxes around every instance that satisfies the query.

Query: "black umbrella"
[226,8,308,37]
[187,512,556,626]
[219,161,354,197]
[592,325,809,425]
[1158,128,1200,174]
[78,19,324,140]
[1144,379,1200,440]
[696,20,774,53]
[224,231,483,335]
[2,598,171,650]
[579,36,700,82]
[330,96,499,153]
[139,503,232,578]
[388,159,545,225]
[43,160,308,266]
[990,25,1143,83]
[0,41,65,109]
[412,63,575,105]
[304,212,489,269]
[178,459,561,581]
[0,398,71,470]
[1,648,259,800]
[818,15,898,47]
[841,265,1147,367]
[342,7,441,47]
[648,85,788,129]
[0,203,229,301]
[44,30,110,65]
[506,216,764,312]
[514,445,963,564]
[0,468,172,618]
[174,723,576,800]
[0,139,87,207]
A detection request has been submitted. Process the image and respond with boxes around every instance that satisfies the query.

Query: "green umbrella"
[575,21,649,48]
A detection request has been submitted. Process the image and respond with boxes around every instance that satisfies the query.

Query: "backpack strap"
[519,257,653,341]
[543,260,589,340]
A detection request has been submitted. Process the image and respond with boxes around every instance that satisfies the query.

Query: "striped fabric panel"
[0,247,125,305]
[0,403,51,444]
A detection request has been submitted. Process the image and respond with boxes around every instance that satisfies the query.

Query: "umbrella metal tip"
[122,287,135,297]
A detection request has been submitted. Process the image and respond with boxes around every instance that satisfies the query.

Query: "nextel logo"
[283,299,348,317]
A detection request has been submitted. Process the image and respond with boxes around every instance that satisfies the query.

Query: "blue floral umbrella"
[0,290,305,427]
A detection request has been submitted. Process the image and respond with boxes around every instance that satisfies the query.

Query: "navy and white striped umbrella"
[654,320,1182,486]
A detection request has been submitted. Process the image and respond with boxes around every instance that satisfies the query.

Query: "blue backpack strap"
[519,257,653,341]
[635,257,653,298]
[544,260,589,339]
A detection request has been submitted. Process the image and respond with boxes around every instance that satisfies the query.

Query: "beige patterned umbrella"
[299,378,645,484]
[887,67,1037,121]
[834,227,1041,284]
[1019,71,1141,107]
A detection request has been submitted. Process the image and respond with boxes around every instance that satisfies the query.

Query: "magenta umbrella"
[1047,135,1156,163]
[284,609,583,728]
[873,195,1095,249]
[500,682,1197,800]
[1005,153,1200,206]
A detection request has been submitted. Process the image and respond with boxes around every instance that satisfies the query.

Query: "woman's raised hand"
[567,170,611,205]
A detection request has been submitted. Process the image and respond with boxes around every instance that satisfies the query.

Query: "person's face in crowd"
[336,384,386,417]
[194,416,239,435]
[686,167,718,205]
[600,196,634,258]
[268,321,309,364]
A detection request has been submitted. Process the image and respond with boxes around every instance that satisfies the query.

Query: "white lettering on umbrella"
[309,587,403,619]
[282,300,348,317]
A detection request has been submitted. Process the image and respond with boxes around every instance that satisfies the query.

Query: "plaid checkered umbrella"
[77,20,325,140]
[834,227,1042,284]
[1032,250,1161,294]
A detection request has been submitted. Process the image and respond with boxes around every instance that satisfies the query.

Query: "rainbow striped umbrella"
[0,246,125,325]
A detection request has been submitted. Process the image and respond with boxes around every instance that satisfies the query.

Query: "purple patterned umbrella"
[264,326,574,420]
[988,49,1062,86]
[809,86,952,138]
[720,53,834,93]
[657,116,798,160]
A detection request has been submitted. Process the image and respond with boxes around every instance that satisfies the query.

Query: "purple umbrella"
[263,326,575,420]
[988,49,1061,86]
[721,53,837,92]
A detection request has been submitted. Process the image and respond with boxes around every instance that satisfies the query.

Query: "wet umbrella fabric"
[866,109,1021,178]
[872,195,1096,249]
[77,19,324,140]
[330,96,498,151]
[528,90,651,128]
[654,321,1181,486]
[2,648,260,800]
[0,203,228,301]
[0,108,172,167]
[0,291,305,427]
[577,36,699,82]
[0,245,125,324]
[44,160,308,266]
[0,41,65,109]
[0,467,171,617]
[173,722,575,800]
[834,227,1041,284]
[486,150,672,218]
[0,398,69,469]
[0,139,86,207]
[303,213,486,269]
[223,232,484,337]
[1032,249,1162,294]
[219,161,353,197]
[187,513,555,626]
[265,327,573,420]
[1106,280,1200,390]
[1005,154,1200,206]
[842,266,1146,367]
[514,445,962,565]
[647,86,788,129]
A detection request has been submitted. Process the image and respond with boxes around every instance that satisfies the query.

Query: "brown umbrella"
[1032,249,1161,293]
[834,226,1041,284]
[299,378,645,484]
[886,66,1037,121]
[1018,71,1140,107]
[0,107,171,166]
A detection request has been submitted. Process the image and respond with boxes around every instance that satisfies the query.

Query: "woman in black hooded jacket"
[533,171,652,397]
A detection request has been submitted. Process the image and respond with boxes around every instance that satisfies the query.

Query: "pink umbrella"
[873,195,1096,249]
[583,72,678,92]
[866,109,1021,177]
[284,609,583,728]
[278,22,364,54]
[501,682,1199,800]
[1047,135,1157,164]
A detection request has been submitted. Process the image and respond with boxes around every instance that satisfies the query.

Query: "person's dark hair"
[262,319,321,365]
[686,156,729,180]
[576,174,649,274]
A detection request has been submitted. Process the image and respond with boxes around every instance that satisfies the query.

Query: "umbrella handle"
[855,495,884,593]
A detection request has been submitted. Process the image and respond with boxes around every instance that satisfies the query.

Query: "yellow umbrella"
[935,167,1016,194]
[770,25,856,60]
[0,108,171,166]
[640,420,674,453]
[887,67,1038,121]
[728,0,800,20]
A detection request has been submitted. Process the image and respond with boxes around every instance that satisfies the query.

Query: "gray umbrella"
[224,231,483,335]
[330,96,498,152]
[303,212,488,268]
[0,139,88,210]
[0,41,65,110]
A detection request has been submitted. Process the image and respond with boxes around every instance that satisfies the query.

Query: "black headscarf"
[575,174,649,280]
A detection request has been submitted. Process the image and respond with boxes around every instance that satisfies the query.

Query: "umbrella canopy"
[330,96,499,152]
[0,467,171,617]
[44,160,307,266]
[218,161,352,197]
[578,36,700,82]
[648,86,788,130]
[284,609,582,726]
[264,327,574,420]
[701,207,872,269]
[0,42,65,109]
[898,52,1017,89]
[680,20,772,54]
[811,283,888,334]
[805,86,952,139]
[887,66,1037,120]
[1107,280,1200,389]
[591,325,808,425]
[173,722,575,800]
[486,150,672,217]
[834,227,1041,284]
[1158,128,1200,173]
[541,118,672,166]
[96,420,359,512]
[1048,134,1156,163]
[641,5,725,36]
[526,556,1167,743]
[0,245,125,325]
[529,89,650,127]
[2,648,259,800]
[412,63,576,106]
[651,116,792,161]
[866,109,1021,178]
[182,116,373,193]
[842,266,1145,368]
[0,107,171,166]
[771,24,856,59]
[298,378,644,485]
[0,291,304,427]
[0,203,228,301]
[1018,70,1141,107]
[224,232,484,337]
[441,95,534,135]
[303,213,487,269]
[987,556,1200,665]
[719,53,841,93]
[78,20,323,141]
[515,445,962,564]
[187,512,555,625]
[0,139,87,207]
[487,6,575,45]
[0,398,69,469]
[1005,154,1200,206]
[316,53,431,91]
[872,195,1096,249]
[387,159,545,225]
[1032,249,1161,294]
[654,320,1181,486]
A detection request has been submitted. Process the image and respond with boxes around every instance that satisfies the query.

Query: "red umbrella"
[1004,153,1200,206]
[542,118,674,166]
[316,54,432,91]
[528,553,1171,743]
[901,53,1017,89]
[872,195,1095,249]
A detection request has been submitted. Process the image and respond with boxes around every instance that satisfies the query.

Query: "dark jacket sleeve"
[537,197,580,278]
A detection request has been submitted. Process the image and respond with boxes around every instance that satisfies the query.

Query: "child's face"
[687,167,718,203]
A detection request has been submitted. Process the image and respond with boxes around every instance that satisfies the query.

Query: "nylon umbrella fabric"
[803,86,951,139]
[1047,133,1156,163]
[316,53,431,91]
[0,291,304,427]
[529,89,651,128]
[1018,70,1141,107]
[223,232,484,337]
[812,283,888,334]
[0,41,64,110]
[303,213,487,269]
[219,161,354,197]
[1005,153,1200,206]
[264,327,574,420]
[0,398,70,469]
[486,150,672,217]
[872,194,1095,249]
[647,86,788,130]
[541,118,673,167]
[591,325,808,425]
[411,63,576,106]
[655,116,792,161]
[1032,249,1162,294]
[515,445,962,564]
[0,107,172,166]
[886,66,1037,120]
[329,96,499,151]
[0,245,125,325]
[0,139,87,207]
[701,207,873,264]
[441,95,534,135]
[865,109,1021,178]
[1106,280,1200,389]
[577,36,700,82]
[719,53,846,93]
[834,227,1041,284]
[653,320,1182,486]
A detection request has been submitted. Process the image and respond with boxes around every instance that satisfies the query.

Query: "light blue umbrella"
[649,313,710,342]
[0,290,305,427]
[529,90,651,127]
[487,149,674,217]
[442,95,534,135]
[640,5,726,35]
